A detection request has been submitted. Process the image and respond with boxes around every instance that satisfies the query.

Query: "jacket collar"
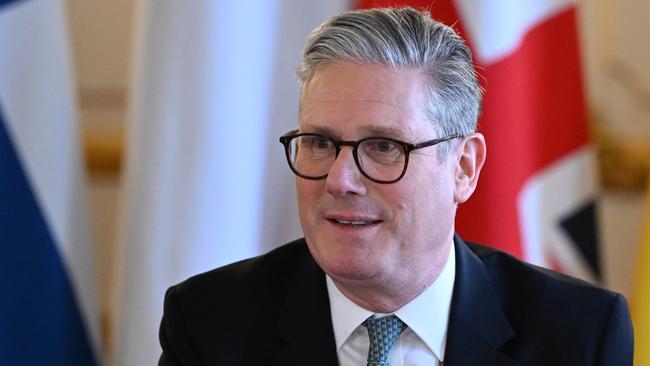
[270,237,519,365]
[272,242,339,366]
[444,235,518,366]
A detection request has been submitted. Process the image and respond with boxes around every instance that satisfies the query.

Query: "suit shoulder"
[177,239,309,290]
[462,241,633,363]
[467,241,617,298]
[159,239,317,363]
[172,238,310,297]
[465,241,626,326]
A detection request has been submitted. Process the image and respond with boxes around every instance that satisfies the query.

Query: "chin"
[325,263,379,282]
[312,247,382,282]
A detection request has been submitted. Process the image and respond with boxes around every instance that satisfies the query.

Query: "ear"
[453,133,486,204]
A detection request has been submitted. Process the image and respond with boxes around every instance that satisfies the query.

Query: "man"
[159,7,633,365]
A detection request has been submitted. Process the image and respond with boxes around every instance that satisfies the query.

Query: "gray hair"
[298,7,482,153]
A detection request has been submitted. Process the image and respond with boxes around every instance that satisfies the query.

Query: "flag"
[0,0,99,364]
[113,1,348,364]
[358,0,600,281]
[632,178,650,365]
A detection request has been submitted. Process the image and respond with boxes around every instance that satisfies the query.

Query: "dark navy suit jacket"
[158,236,633,365]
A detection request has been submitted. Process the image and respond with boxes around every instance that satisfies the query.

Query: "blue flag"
[0,0,98,364]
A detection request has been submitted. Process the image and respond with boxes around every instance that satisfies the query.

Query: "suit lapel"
[444,236,518,366]
[269,237,519,365]
[272,247,339,366]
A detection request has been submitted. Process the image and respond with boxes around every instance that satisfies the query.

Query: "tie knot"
[362,315,407,365]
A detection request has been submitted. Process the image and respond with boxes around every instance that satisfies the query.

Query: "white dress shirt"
[326,243,455,366]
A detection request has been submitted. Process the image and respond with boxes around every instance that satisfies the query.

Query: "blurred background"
[1,0,649,365]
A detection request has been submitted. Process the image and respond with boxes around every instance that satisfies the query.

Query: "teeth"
[335,219,372,225]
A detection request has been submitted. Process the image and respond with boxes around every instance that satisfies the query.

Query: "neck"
[330,242,451,313]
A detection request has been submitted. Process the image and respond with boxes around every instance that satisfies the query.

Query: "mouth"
[326,216,382,228]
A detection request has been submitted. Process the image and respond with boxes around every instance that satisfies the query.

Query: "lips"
[330,219,380,225]
[325,213,382,227]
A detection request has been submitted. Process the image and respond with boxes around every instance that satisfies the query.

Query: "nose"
[324,147,368,197]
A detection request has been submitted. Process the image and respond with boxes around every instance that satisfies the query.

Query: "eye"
[376,140,394,152]
[299,135,330,148]
[364,139,399,153]
[297,135,334,159]
[361,139,403,162]
[314,136,331,149]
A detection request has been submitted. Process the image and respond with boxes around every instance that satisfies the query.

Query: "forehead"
[299,62,433,139]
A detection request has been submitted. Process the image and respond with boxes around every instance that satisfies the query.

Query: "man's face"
[297,62,460,291]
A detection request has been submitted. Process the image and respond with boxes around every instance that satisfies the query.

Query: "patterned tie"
[363,315,407,366]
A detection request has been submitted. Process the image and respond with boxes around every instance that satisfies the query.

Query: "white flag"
[114,1,349,364]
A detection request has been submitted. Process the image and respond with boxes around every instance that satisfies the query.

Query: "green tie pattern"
[363,315,407,366]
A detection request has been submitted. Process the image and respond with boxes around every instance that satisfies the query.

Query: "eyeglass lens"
[287,135,406,182]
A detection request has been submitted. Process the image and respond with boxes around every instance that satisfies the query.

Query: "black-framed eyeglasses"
[279,129,462,184]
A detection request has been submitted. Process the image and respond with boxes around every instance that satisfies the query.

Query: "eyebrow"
[362,125,412,139]
[300,125,337,137]
[300,124,414,140]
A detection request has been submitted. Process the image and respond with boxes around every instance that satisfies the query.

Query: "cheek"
[397,168,456,227]
[381,185,416,236]
[296,180,323,224]
[296,178,318,201]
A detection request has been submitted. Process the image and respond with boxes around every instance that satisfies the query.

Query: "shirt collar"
[326,241,456,361]
[326,276,374,351]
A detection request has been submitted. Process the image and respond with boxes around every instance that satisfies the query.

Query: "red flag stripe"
[456,7,588,257]
[356,1,589,261]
